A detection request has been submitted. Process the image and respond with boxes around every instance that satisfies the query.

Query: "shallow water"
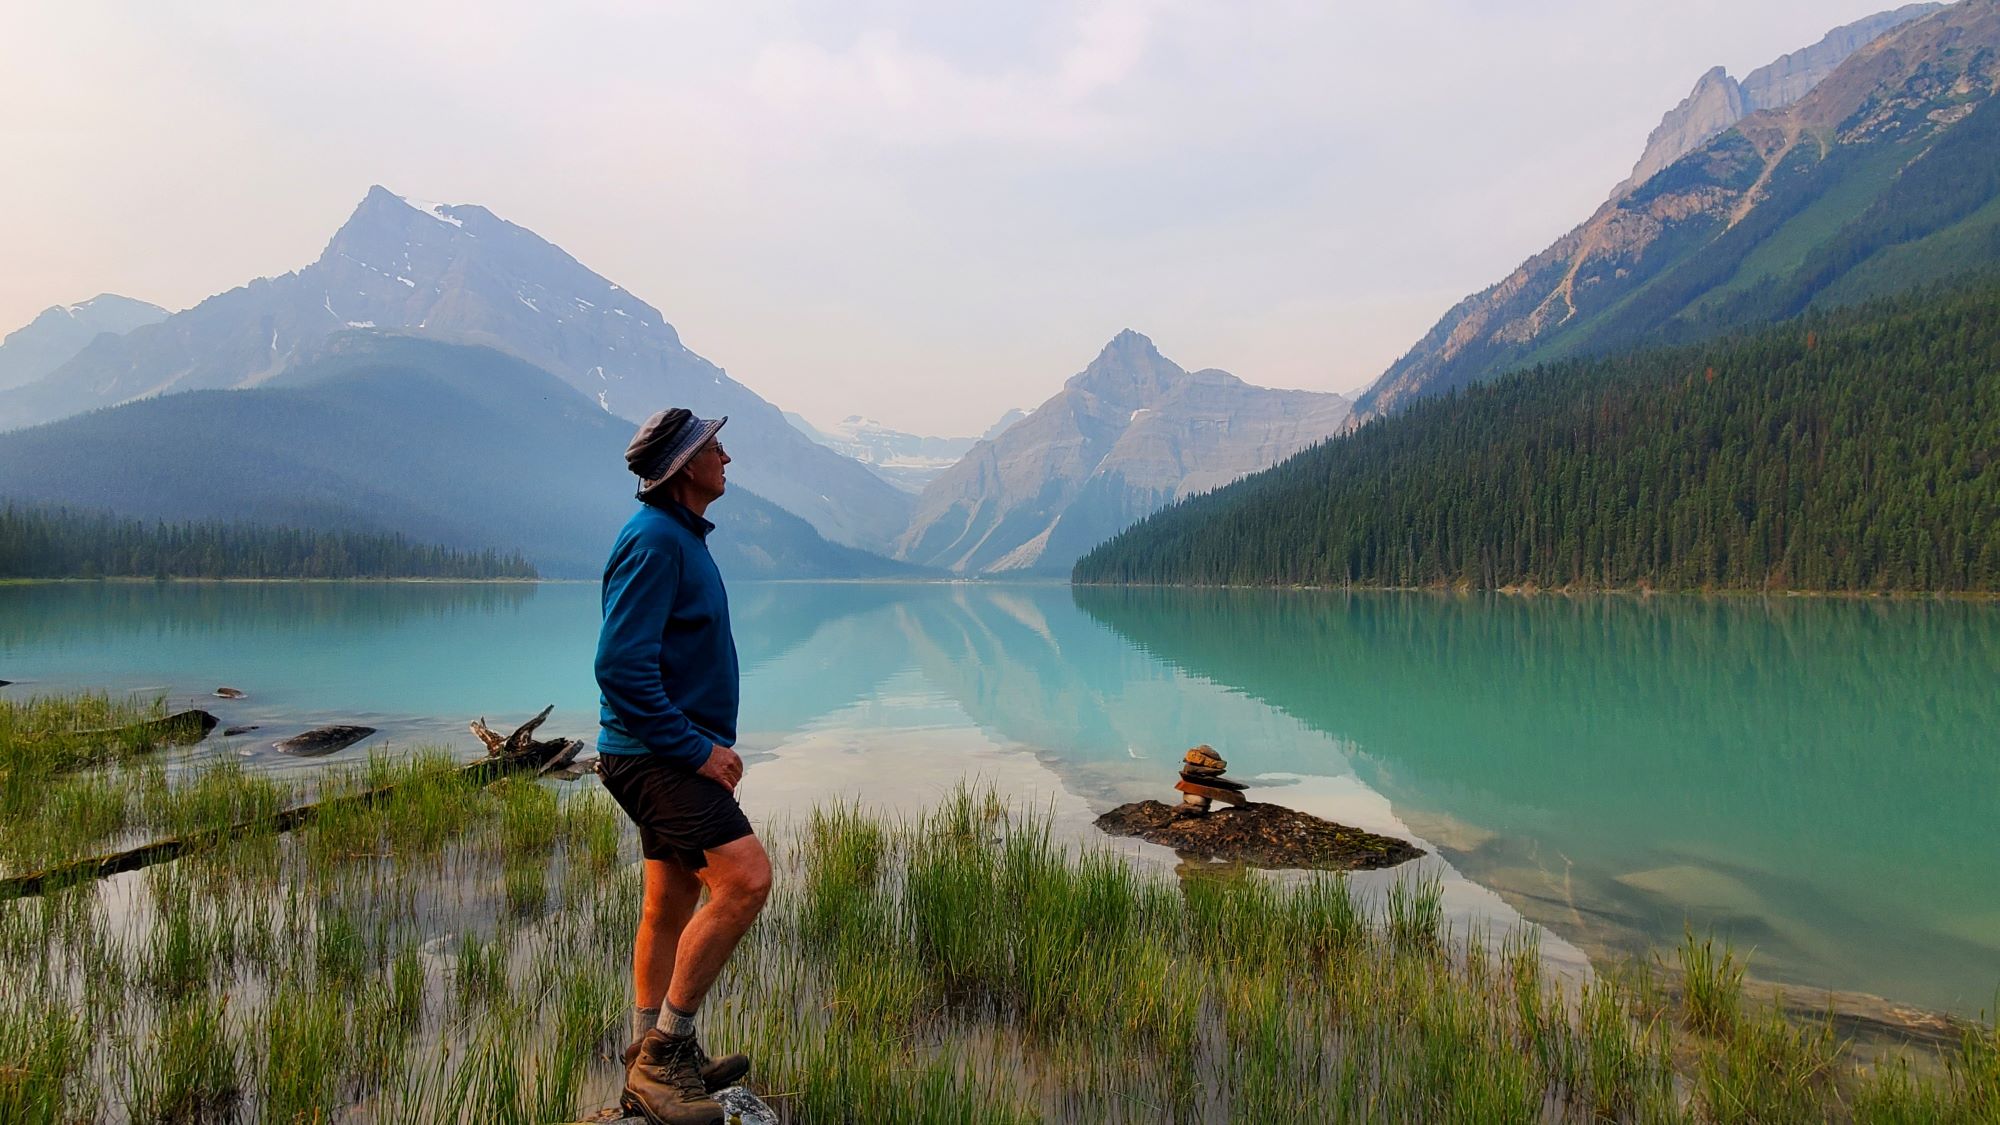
[2,580,1996,1014]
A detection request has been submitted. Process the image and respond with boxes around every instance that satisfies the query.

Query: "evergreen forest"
[0,505,537,580]
[1074,280,2000,592]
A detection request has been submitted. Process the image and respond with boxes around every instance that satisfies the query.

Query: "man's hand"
[697,743,744,791]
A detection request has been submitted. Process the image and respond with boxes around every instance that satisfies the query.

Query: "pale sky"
[0,1,1910,435]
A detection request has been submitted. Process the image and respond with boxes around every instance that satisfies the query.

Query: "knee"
[640,893,678,929]
[729,865,773,911]
[712,860,772,915]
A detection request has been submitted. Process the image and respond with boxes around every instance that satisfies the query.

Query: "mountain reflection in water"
[1,580,1994,1014]
[1071,586,2000,1017]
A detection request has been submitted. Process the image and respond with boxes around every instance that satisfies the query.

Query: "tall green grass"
[1,695,1994,1123]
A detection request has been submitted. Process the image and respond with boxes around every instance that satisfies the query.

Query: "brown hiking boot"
[622,1034,750,1090]
[622,1029,725,1125]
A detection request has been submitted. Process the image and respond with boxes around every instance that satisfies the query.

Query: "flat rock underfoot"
[1095,800,1423,871]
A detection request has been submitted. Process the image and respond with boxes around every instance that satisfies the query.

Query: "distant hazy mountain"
[0,186,910,551]
[1357,0,2000,418]
[784,411,1024,493]
[0,333,920,580]
[0,294,166,392]
[896,330,1350,575]
[980,408,1028,441]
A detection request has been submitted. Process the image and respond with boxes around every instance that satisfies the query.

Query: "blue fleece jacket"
[595,500,739,768]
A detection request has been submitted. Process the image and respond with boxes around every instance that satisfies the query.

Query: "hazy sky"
[1,1,1911,434]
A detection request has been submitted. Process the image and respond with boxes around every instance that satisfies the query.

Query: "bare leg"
[634,858,702,1010]
[664,834,772,1014]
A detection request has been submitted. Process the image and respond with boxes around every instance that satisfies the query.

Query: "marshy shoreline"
[2,691,1996,1123]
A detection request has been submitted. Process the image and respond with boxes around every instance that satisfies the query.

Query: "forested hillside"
[0,334,926,580]
[0,505,537,579]
[1075,280,2000,592]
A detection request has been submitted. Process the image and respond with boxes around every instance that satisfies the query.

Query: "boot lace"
[659,1035,710,1100]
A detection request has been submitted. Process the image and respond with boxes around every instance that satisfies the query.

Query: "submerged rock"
[274,725,376,757]
[222,725,261,737]
[81,708,217,747]
[1096,800,1423,872]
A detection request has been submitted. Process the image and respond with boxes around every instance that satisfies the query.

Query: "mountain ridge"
[782,410,1023,494]
[0,294,167,393]
[0,186,912,551]
[1355,0,2000,419]
[1077,279,2000,592]
[0,332,922,581]
[896,330,1350,575]
[1612,5,1942,198]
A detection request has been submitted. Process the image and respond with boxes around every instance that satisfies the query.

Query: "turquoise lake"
[2,580,1996,1016]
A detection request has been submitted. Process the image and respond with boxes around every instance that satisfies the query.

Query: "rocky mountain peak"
[1066,329,1184,403]
[1738,3,1944,109]
[1611,4,1940,199]
[55,293,165,321]
[0,186,912,551]
[896,334,1350,575]
[1355,0,1998,422]
[981,408,1029,441]
[1773,0,1999,137]
[0,293,167,393]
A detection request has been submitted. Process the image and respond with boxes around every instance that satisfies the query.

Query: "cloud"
[0,0,1929,434]
[746,0,1155,145]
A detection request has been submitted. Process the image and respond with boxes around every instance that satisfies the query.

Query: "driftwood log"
[468,704,587,776]
[1,707,585,899]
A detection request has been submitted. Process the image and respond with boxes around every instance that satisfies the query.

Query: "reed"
[561,789,624,874]
[1695,1003,1843,1122]
[256,980,347,1122]
[3,707,1995,1124]
[124,992,241,1124]
[0,1001,93,1124]
[1853,1016,2000,1123]
[141,757,297,840]
[1679,926,1746,1037]
[140,863,239,1002]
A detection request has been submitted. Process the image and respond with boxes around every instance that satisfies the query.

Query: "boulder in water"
[1096,800,1423,872]
[213,687,247,699]
[274,725,376,757]
[80,709,217,747]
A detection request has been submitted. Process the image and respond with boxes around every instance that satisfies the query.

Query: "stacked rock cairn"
[1173,745,1248,815]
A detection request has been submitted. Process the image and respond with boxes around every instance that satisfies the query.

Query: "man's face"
[682,439,729,501]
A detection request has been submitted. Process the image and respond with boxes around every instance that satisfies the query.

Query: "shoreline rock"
[78,708,217,749]
[274,725,376,757]
[1096,799,1423,871]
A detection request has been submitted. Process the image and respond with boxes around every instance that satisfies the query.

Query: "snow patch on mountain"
[394,193,465,229]
[784,412,1010,493]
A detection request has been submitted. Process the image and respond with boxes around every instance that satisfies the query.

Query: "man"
[595,407,771,1125]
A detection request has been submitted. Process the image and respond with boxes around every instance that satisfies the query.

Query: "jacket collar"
[648,498,715,540]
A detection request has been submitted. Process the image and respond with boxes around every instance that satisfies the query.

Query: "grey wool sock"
[657,1002,697,1038]
[633,1006,661,1042]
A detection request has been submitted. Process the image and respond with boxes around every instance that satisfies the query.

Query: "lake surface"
[3,580,1996,1016]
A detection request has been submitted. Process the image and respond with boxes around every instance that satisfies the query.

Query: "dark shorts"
[597,753,754,870]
